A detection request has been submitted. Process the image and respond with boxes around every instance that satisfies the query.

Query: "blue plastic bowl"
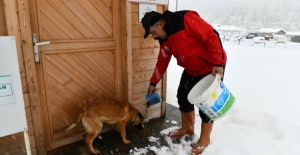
[145,92,161,106]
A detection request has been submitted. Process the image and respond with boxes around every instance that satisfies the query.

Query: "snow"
[257,28,286,33]
[286,32,300,36]
[168,0,300,31]
[130,41,300,155]
[212,24,247,32]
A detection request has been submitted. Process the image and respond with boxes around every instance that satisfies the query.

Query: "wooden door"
[28,0,126,151]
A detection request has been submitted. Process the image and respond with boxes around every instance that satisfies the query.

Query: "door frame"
[16,0,128,154]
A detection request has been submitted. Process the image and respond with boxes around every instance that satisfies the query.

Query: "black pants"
[177,71,212,123]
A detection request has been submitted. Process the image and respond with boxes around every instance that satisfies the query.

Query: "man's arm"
[148,41,172,93]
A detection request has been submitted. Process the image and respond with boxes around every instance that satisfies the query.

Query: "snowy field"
[131,40,300,155]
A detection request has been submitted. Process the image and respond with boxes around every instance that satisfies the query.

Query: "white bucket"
[187,74,235,120]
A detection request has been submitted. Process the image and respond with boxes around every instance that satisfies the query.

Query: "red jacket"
[150,10,227,85]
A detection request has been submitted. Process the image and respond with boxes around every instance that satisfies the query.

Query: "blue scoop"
[145,92,161,107]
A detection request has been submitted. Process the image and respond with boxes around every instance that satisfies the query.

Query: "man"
[141,10,227,155]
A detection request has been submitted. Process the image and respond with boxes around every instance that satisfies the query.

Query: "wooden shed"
[0,0,167,154]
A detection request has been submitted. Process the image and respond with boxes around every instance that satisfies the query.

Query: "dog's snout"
[138,113,144,120]
[135,123,144,129]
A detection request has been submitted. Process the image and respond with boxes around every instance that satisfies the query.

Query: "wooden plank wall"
[0,0,6,35]
[129,3,167,120]
[0,0,37,154]
[0,1,167,154]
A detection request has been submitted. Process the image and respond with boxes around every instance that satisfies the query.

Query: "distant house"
[286,32,300,43]
[245,32,260,39]
[257,28,287,36]
[212,24,247,38]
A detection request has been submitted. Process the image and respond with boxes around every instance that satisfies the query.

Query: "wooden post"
[24,128,32,155]
[126,1,133,103]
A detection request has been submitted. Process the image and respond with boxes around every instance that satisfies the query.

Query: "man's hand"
[148,85,156,94]
[212,66,224,78]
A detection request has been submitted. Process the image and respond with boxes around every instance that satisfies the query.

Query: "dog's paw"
[91,149,100,154]
[123,139,131,144]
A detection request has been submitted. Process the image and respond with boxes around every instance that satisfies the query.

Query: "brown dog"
[64,100,144,154]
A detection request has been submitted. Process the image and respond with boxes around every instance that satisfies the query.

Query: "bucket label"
[220,82,224,89]
[197,102,219,119]
[188,74,236,120]
[217,92,235,116]
[211,85,230,112]
[197,81,235,120]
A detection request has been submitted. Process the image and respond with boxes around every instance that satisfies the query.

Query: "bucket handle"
[215,73,222,81]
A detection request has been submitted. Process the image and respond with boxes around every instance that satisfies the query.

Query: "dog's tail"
[64,110,85,132]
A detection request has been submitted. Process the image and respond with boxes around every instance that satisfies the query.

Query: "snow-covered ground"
[131,40,300,155]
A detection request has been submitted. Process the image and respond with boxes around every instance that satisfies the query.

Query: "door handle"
[32,34,50,63]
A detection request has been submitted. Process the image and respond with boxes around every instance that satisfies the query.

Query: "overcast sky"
[168,0,300,13]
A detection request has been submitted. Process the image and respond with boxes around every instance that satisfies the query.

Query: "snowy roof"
[212,24,247,32]
[286,31,300,36]
[257,28,286,33]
